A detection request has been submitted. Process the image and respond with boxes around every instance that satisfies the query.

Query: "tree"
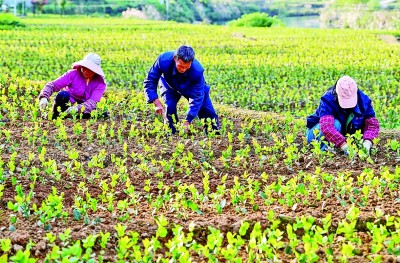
[31,0,48,14]
[61,0,67,15]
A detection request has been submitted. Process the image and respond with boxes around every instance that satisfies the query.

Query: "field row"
[0,77,399,261]
[0,17,399,128]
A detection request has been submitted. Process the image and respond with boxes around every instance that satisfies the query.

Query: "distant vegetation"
[228,12,283,27]
[0,13,25,27]
[40,0,267,23]
[1,0,399,28]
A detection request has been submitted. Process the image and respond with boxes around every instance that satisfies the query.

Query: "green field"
[1,16,399,128]
[0,17,399,262]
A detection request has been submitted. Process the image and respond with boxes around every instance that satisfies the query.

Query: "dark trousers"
[52,91,106,120]
[161,89,219,134]
[52,91,72,119]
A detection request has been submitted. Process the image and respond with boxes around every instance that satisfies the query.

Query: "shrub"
[228,12,283,27]
[0,13,25,27]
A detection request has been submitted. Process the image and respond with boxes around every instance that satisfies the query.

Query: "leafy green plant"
[0,238,11,253]
[7,184,33,218]
[228,12,283,27]
[0,17,399,263]
[0,14,25,28]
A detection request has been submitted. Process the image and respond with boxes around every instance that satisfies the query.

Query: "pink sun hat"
[72,53,104,77]
[336,76,358,108]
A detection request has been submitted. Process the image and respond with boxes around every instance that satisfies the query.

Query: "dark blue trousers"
[52,91,92,119]
[52,91,71,119]
[161,89,219,134]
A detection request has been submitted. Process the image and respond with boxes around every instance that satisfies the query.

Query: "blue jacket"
[306,86,376,134]
[143,51,210,122]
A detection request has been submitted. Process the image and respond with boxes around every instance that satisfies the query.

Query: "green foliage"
[0,13,25,28]
[37,0,266,23]
[333,0,380,9]
[228,12,283,27]
[1,17,398,128]
[322,0,399,29]
[0,17,400,262]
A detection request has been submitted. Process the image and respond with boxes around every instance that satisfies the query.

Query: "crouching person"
[306,76,380,155]
[38,53,108,119]
[143,45,220,134]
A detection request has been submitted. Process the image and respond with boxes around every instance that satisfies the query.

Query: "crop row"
[1,17,399,261]
[0,17,399,128]
[1,207,400,262]
[0,77,399,261]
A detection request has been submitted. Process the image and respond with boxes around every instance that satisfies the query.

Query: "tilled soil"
[0,112,399,262]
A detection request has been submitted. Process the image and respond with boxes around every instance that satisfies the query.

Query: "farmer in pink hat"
[306,76,380,155]
[38,53,107,119]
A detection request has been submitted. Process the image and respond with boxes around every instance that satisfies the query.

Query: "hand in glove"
[340,143,349,156]
[66,106,79,114]
[39,98,48,110]
[363,140,372,154]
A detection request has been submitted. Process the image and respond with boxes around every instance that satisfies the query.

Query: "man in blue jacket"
[144,45,219,134]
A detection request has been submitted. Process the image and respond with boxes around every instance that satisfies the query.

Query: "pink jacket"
[39,68,106,113]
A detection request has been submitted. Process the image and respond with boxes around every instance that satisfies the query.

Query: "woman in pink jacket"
[38,53,107,119]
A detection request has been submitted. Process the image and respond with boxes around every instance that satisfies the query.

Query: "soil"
[0,108,399,262]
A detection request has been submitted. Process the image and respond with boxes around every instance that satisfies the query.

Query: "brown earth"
[0,106,399,262]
